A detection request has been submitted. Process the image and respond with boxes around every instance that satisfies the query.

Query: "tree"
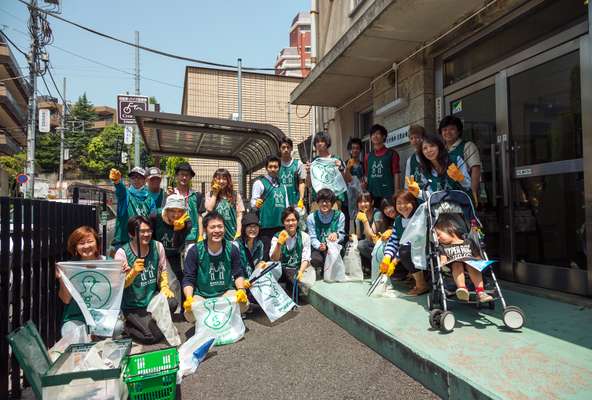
[81,123,124,177]
[165,156,189,188]
[65,93,98,173]
[35,131,60,172]
[0,151,26,196]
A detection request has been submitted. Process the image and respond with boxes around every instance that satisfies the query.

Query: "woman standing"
[205,168,245,242]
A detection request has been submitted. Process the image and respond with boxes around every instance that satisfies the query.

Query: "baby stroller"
[425,190,525,333]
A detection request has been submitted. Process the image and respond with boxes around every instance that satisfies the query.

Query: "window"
[304,46,311,53]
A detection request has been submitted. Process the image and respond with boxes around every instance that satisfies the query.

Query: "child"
[433,214,493,303]
[306,188,346,277]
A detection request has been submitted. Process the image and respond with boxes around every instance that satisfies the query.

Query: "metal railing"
[0,197,98,399]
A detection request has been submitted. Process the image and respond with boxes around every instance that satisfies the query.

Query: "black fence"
[0,197,98,399]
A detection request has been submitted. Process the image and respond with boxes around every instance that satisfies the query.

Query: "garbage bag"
[49,323,90,362]
[299,267,316,295]
[324,242,347,282]
[343,237,363,281]
[147,293,181,346]
[178,331,216,381]
[399,203,428,270]
[310,157,347,196]
[371,240,386,281]
[347,176,362,219]
[192,296,245,346]
[249,269,296,323]
[296,206,308,232]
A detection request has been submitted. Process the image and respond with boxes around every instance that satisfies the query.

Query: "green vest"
[113,186,154,246]
[279,160,301,206]
[448,140,466,166]
[121,241,160,310]
[184,191,202,242]
[150,189,165,209]
[394,216,405,239]
[409,153,422,183]
[368,149,395,198]
[314,211,340,244]
[153,211,177,257]
[424,165,467,194]
[237,239,264,277]
[275,231,303,269]
[194,241,234,298]
[259,177,287,229]
[215,196,237,242]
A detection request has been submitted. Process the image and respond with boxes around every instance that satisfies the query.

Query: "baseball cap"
[128,166,146,177]
[163,194,186,211]
[147,167,162,180]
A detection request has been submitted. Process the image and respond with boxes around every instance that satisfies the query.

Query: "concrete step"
[308,280,592,400]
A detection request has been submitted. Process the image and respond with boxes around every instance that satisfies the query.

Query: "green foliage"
[0,151,26,195]
[65,93,99,172]
[164,156,189,187]
[35,132,60,172]
[81,123,123,177]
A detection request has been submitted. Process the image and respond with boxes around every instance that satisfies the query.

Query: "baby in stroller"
[433,213,493,303]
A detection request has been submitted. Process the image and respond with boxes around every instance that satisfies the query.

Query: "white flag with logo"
[249,266,296,323]
[310,157,347,196]
[57,260,125,337]
[191,296,245,346]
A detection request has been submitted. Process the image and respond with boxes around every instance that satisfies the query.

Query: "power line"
[0,29,28,57]
[16,0,299,72]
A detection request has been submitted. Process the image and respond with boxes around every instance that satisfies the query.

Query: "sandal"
[408,286,429,296]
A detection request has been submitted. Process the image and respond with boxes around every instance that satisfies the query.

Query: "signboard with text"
[117,95,148,125]
[385,125,410,148]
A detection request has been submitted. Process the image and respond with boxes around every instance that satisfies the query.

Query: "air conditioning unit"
[375,97,408,117]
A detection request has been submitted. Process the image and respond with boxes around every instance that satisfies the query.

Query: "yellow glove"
[243,280,251,289]
[447,163,464,182]
[234,231,241,239]
[356,211,368,223]
[277,230,290,245]
[346,159,356,170]
[297,270,304,282]
[255,198,264,209]
[109,168,121,184]
[387,259,398,277]
[159,271,175,298]
[236,289,248,304]
[133,259,144,273]
[173,213,190,231]
[197,234,204,242]
[211,181,221,194]
[379,255,392,274]
[381,229,392,242]
[183,296,194,312]
[256,261,267,270]
[297,198,304,209]
[406,176,420,198]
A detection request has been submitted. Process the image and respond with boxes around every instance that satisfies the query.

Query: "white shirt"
[270,231,311,262]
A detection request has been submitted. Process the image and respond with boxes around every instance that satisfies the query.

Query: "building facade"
[275,11,312,78]
[181,66,311,195]
[292,0,592,296]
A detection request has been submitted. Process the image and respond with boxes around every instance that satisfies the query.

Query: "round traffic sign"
[16,173,28,185]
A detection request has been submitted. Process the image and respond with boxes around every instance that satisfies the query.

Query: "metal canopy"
[135,111,286,174]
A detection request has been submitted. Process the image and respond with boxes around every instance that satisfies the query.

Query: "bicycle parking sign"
[117,95,148,124]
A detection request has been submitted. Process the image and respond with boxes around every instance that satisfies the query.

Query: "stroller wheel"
[429,309,442,329]
[439,311,455,333]
[503,306,525,330]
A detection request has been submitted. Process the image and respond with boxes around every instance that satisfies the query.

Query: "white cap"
[163,194,186,211]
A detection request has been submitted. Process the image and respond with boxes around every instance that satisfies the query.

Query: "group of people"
[57,114,492,346]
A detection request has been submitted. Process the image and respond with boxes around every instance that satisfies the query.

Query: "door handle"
[490,144,497,208]
[499,137,510,208]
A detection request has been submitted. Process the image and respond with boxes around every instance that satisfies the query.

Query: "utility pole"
[58,77,66,198]
[134,30,140,166]
[25,0,39,199]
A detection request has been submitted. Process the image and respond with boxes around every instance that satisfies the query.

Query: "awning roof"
[291,0,483,107]
[135,111,286,173]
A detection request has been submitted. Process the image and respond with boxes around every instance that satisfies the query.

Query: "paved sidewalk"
[308,280,592,400]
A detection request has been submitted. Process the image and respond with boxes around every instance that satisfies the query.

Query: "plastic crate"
[124,347,179,400]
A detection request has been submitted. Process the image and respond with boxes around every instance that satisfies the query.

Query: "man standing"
[109,166,155,250]
[404,125,426,187]
[170,162,204,244]
[146,167,165,209]
[278,138,306,208]
[364,124,401,208]
[251,155,288,258]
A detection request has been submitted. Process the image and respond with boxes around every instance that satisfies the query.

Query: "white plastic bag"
[249,269,296,323]
[49,324,90,362]
[343,237,363,281]
[347,176,362,219]
[178,331,216,382]
[311,157,347,196]
[296,206,308,232]
[399,203,428,270]
[324,242,347,282]
[147,292,181,346]
[368,274,397,298]
[192,296,245,346]
[299,267,316,295]
[371,240,386,281]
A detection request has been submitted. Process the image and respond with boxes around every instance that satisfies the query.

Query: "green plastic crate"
[123,347,179,400]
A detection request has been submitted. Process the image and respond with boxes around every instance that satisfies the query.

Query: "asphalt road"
[174,304,439,400]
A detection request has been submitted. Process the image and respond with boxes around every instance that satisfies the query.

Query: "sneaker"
[478,291,493,303]
[456,287,469,301]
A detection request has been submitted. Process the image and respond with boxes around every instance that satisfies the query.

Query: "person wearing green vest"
[149,194,191,280]
[204,168,245,242]
[115,216,177,344]
[109,167,156,250]
[147,167,165,209]
[278,138,306,208]
[406,133,471,199]
[381,190,428,295]
[251,155,289,259]
[439,116,481,206]
[57,225,124,338]
[404,125,426,189]
[364,124,401,209]
[306,189,346,276]
[270,207,312,295]
[168,162,204,244]
[182,211,249,322]
[233,212,265,278]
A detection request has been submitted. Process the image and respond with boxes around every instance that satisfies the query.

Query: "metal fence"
[0,197,98,399]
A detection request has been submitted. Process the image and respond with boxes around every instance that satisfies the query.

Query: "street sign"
[64,148,70,160]
[121,151,128,164]
[39,109,51,133]
[117,95,148,124]
[16,173,28,185]
[385,125,410,148]
[124,125,133,145]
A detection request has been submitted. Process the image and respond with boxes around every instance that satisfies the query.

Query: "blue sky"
[1,0,308,112]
